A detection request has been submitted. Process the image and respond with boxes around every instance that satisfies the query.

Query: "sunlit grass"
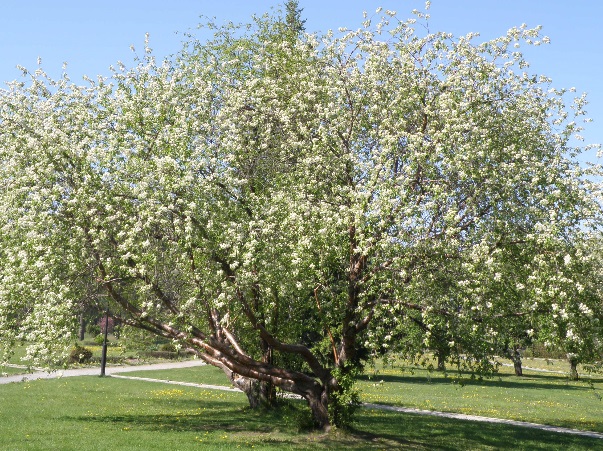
[1,376,600,450]
[122,358,603,434]
[0,365,30,376]
[359,360,603,433]
[118,364,231,387]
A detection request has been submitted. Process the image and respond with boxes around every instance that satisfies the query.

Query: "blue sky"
[1,1,601,163]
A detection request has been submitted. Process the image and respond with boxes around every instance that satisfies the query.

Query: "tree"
[0,6,600,429]
[284,0,306,36]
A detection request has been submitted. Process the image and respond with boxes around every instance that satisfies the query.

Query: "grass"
[0,365,31,376]
[1,375,601,450]
[511,357,578,374]
[359,361,603,433]
[127,359,603,434]
[117,364,232,386]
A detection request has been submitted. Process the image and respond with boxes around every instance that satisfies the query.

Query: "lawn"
[118,364,231,387]
[359,362,603,433]
[1,375,601,450]
[0,365,31,376]
[125,359,603,434]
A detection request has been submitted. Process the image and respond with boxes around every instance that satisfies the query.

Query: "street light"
[100,305,109,377]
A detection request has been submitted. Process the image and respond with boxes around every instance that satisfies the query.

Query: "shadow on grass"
[69,402,274,433]
[358,371,601,391]
[351,408,602,450]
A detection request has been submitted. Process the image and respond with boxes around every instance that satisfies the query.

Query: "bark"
[78,314,86,341]
[260,344,277,406]
[568,355,579,380]
[513,357,523,377]
[436,352,446,371]
[510,347,523,377]
[231,374,272,409]
[198,352,275,409]
[306,388,331,432]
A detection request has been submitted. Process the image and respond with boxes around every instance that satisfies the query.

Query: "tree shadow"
[62,396,603,450]
[358,372,602,391]
[350,408,603,450]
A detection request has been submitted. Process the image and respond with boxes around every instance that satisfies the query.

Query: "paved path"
[3,359,603,440]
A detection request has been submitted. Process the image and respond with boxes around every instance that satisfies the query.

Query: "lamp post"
[100,306,109,377]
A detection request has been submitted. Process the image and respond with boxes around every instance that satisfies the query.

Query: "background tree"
[531,233,603,380]
[0,6,601,430]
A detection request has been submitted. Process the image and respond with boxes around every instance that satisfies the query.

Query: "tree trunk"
[568,355,579,380]
[513,358,523,376]
[510,347,523,376]
[306,387,331,432]
[78,314,86,341]
[260,345,277,406]
[231,375,273,409]
[219,363,275,410]
[436,352,446,371]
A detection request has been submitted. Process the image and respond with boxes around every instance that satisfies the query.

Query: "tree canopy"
[0,5,601,429]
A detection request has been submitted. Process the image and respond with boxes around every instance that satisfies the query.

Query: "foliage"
[0,3,601,429]
[328,364,362,428]
[99,316,116,334]
[86,323,102,337]
[69,344,93,364]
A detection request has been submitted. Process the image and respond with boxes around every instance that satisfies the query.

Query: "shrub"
[159,342,177,353]
[69,345,93,364]
[143,351,179,359]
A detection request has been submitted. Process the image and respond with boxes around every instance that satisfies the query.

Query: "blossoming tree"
[1,5,600,429]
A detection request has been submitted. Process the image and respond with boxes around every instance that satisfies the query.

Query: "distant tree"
[533,234,603,380]
[284,0,305,36]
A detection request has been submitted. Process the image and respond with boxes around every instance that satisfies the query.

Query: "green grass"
[358,362,603,433]
[128,360,603,434]
[0,365,31,376]
[117,364,232,386]
[1,375,601,450]
[507,357,579,374]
